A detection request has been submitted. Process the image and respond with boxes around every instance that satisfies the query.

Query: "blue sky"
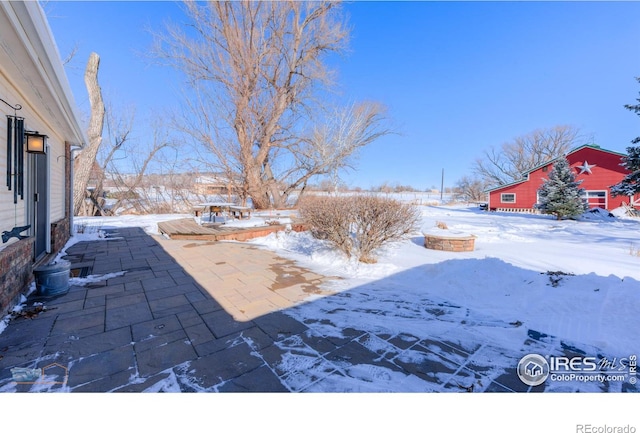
[45,1,640,190]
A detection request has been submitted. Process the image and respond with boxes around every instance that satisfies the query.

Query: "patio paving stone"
[0,226,551,393]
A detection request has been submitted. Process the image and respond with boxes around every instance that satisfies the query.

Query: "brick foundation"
[0,217,70,315]
[51,217,70,254]
[424,234,476,252]
[0,237,35,315]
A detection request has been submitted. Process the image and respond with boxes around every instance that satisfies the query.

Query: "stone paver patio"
[155,237,335,322]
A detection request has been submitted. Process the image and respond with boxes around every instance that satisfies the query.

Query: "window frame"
[500,193,516,203]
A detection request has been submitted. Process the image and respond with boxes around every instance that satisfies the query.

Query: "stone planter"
[423,229,477,252]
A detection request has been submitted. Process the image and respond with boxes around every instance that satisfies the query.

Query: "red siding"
[488,167,547,210]
[567,147,630,209]
[488,146,638,211]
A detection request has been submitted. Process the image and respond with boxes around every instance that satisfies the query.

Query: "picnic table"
[229,205,252,219]
[197,202,235,222]
[196,202,254,222]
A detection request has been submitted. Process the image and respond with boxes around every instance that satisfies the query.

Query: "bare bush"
[436,221,448,230]
[298,195,421,263]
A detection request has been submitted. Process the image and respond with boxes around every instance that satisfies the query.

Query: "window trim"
[581,190,607,209]
[500,193,516,203]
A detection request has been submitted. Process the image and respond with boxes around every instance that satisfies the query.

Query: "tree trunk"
[73,52,105,215]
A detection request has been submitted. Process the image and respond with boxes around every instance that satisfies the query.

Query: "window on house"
[581,190,607,209]
[501,193,516,203]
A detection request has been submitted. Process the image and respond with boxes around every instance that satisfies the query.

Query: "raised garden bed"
[157,218,307,241]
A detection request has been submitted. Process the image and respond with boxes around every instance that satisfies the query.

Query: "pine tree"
[611,146,640,197]
[611,77,640,198]
[537,157,586,220]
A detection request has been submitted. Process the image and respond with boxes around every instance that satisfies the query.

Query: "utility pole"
[440,168,444,201]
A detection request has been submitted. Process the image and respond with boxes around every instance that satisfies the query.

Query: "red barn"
[487,144,639,212]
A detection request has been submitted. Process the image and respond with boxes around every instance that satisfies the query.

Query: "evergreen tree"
[611,78,640,198]
[611,146,640,197]
[537,157,586,220]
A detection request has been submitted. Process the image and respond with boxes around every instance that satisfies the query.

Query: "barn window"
[501,193,516,203]
[581,190,607,209]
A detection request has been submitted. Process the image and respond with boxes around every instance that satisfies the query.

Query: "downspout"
[69,145,82,236]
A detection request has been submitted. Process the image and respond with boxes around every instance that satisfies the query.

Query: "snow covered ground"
[2,204,638,429]
[5,204,638,371]
[249,205,640,361]
[56,205,640,367]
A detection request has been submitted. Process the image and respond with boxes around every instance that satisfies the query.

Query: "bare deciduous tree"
[73,52,105,215]
[455,175,490,202]
[152,1,390,209]
[473,125,581,187]
[101,118,175,215]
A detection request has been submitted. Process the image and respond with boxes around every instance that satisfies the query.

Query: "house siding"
[0,77,70,242]
[48,132,67,223]
[0,71,31,245]
[0,2,85,315]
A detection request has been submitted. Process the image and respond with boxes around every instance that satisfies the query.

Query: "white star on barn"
[577,160,596,174]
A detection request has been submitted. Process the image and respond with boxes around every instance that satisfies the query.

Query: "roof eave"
[0,1,87,148]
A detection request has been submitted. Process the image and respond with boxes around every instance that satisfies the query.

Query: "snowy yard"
[2,202,638,431]
[97,207,639,378]
[72,205,640,363]
[245,205,640,391]
[3,204,638,395]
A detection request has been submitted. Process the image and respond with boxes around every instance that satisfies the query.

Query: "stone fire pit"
[423,228,477,252]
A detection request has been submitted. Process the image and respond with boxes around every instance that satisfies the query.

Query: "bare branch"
[62,43,79,66]
[473,125,582,187]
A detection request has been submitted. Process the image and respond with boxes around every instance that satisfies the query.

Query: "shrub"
[298,195,421,263]
[435,221,448,229]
